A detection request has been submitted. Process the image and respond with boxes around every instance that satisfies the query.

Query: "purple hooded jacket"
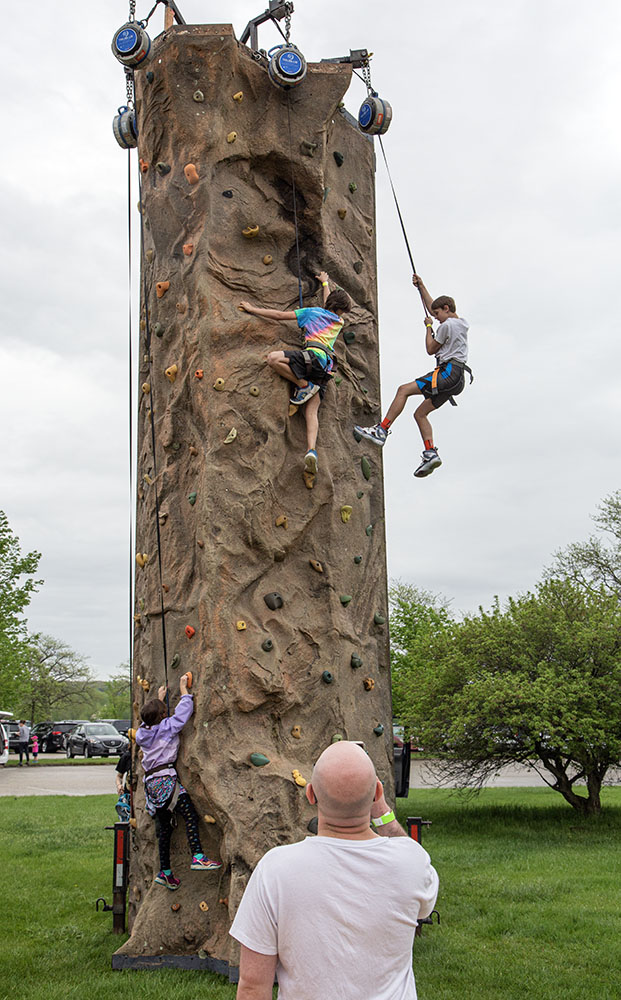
[135,693,194,781]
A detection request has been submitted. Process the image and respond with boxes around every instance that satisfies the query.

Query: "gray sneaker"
[354,423,388,447]
[414,448,442,478]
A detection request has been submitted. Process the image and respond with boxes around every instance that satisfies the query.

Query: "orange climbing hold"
[183,243,194,255]
[165,364,178,383]
[184,163,199,184]
[139,158,149,173]
[185,671,193,689]
[195,369,204,379]
[156,281,170,298]
[185,626,196,639]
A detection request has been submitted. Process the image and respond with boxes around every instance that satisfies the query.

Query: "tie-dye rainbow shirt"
[295,307,344,372]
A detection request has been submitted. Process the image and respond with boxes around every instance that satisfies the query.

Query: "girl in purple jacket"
[136,672,221,890]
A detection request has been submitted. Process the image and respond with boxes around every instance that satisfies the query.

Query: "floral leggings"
[155,791,203,871]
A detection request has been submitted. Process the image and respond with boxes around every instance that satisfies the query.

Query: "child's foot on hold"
[191,855,223,871]
[414,448,442,478]
[304,449,318,475]
[290,382,319,406]
[155,870,181,890]
[354,423,389,446]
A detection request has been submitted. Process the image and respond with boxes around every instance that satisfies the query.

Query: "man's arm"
[412,274,434,312]
[239,301,297,322]
[236,945,278,1000]
[371,784,408,838]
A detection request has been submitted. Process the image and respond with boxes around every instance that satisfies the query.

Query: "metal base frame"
[111,953,239,981]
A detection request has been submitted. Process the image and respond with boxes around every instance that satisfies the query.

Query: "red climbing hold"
[185,625,196,638]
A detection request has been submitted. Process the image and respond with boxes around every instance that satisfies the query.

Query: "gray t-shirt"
[18,724,30,742]
[434,316,469,364]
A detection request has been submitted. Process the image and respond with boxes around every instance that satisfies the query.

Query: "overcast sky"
[1,1,619,679]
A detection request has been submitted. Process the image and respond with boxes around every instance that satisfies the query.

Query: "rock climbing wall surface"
[117,24,393,974]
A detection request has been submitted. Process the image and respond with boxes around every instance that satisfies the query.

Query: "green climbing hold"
[343,330,356,345]
[334,376,342,385]
[323,186,330,202]
[349,181,357,193]
[249,752,270,767]
[373,724,384,736]
[365,524,373,536]
[340,595,353,606]
[153,322,164,338]
[261,639,273,652]
[362,387,368,394]
[357,491,364,499]
[374,612,386,625]
[353,261,363,274]
[171,653,180,669]
[331,734,343,743]
[361,457,371,480]
[146,71,154,83]
[172,442,180,451]
[354,555,362,564]
[156,162,171,175]
[353,430,362,443]
[188,492,197,506]
[350,654,363,669]
[322,670,334,684]
[333,151,344,167]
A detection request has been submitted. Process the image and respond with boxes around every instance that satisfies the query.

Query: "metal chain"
[361,58,373,93]
[285,5,291,43]
[129,0,136,21]
[125,68,135,109]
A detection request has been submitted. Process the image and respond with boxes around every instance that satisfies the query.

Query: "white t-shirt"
[229,835,439,1000]
[434,316,469,365]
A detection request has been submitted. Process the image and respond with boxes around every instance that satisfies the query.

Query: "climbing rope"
[285,91,304,308]
[136,169,172,717]
[126,145,135,810]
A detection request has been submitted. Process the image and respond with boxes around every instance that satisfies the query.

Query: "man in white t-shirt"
[354,273,471,478]
[230,741,439,1000]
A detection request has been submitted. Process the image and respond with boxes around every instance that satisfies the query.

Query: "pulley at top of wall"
[111,20,152,68]
[268,43,307,89]
[357,59,392,136]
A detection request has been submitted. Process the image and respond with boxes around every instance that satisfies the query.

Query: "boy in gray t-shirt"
[355,274,471,478]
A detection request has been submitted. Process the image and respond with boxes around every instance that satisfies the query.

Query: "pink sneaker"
[155,871,180,890]
[191,855,222,871]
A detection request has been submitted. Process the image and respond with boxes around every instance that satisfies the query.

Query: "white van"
[0,724,9,766]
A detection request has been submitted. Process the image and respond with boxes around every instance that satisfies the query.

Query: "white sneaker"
[413,448,442,478]
[354,423,388,446]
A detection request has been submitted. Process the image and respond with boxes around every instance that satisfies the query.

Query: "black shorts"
[416,361,465,409]
[283,350,331,400]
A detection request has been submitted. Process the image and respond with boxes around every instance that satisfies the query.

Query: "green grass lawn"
[1,788,620,1000]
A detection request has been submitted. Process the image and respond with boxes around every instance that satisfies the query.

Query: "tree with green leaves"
[396,578,621,816]
[100,665,131,719]
[0,511,42,710]
[19,634,93,724]
[549,490,621,596]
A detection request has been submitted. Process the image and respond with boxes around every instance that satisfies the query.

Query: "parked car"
[66,723,129,758]
[31,721,89,754]
[97,719,131,737]
[393,724,411,799]
[0,724,9,766]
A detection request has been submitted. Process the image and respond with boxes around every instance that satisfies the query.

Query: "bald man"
[230,741,438,1000]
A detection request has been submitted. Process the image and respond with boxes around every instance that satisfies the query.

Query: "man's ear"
[373,778,383,803]
[306,782,317,806]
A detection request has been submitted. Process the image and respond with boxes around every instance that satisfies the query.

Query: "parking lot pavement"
[0,764,115,796]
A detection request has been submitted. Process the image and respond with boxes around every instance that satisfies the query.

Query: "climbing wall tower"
[114,23,393,976]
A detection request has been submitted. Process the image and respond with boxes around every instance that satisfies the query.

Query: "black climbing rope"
[126,146,136,805]
[285,91,304,309]
[377,135,430,317]
[137,168,172,718]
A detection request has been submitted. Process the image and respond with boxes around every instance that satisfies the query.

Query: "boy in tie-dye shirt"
[239,272,351,478]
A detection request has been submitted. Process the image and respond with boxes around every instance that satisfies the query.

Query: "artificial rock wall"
[115,23,393,976]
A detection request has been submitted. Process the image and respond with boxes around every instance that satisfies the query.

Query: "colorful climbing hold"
[176,302,186,314]
[146,71,154,83]
[303,471,315,490]
[233,91,243,102]
[309,559,323,573]
[275,515,288,529]
[264,592,283,611]
[353,261,363,274]
[222,190,234,198]
[213,378,225,390]
[300,140,317,157]
[340,505,352,523]
[165,364,178,383]
[199,901,209,912]
[242,225,259,238]
[331,734,343,743]
[343,330,356,344]
[188,492,197,505]
[224,427,237,444]
[227,131,237,143]
[373,724,384,736]
[193,90,204,102]
[356,491,364,499]
[349,181,358,193]
[249,385,260,397]
[219,896,229,905]
[374,612,386,625]
[353,429,362,443]
[185,671,193,690]
[334,375,342,385]
[146,249,154,262]
[189,445,199,456]
[363,677,375,691]
[338,208,347,219]
[139,158,149,173]
[184,163,199,184]
[333,151,344,166]
[350,654,363,669]
[195,369,204,379]
[153,322,164,337]
[323,186,330,202]
[263,254,273,265]
[204,814,216,824]
[261,638,273,652]
[291,725,301,739]
[127,728,136,742]
[156,281,170,298]
[197,540,204,548]
[321,670,334,684]
[185,626,195,639]
[156,162,171,175]
[142,382,150,394]
[250,752,269,767]
[171,903,181,912]
[183,243,194,255]
[135,553,149,567]
[354,555,362,564]
[340,595,353,606]
[171,653,180,668]
[236,620,247,631]
[365,524,374,536]
[292,769,307,787]
[361,457,371,480]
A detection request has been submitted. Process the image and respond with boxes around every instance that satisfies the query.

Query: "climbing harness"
[357,58,392,136]
[429,360,474,406]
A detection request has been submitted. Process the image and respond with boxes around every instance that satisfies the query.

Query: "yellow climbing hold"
[291,725,301,739]
[340,505,353,523]
[127,728,136,742]
[288,404,298,417]
[292,769,307,787]
[142,383,151,394]
[338,208,347,219]
[309,559,323,573]
[363,677,376,691]
[165,364,178,384]
[249,385,260,397]
[236,620,247,631]
[263,254,273,265]
[204,814,216,824]
[135,553,149,567]
[233,91,243,102]
[242,225,259,238]
[199,901,209,912]
[303,472,315,490]
[224,427,237,444]
[275,515,288,529]
[227,131,237,143]
[213,378,225,390]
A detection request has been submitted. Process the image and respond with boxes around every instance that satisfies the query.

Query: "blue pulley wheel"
[112,106,138,149]
[267,44,307,89]
[111,21,151,68]
[358,95,393,135]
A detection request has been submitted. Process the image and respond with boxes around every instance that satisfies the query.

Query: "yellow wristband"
[425,322,433,328]
[371,810,396,828]
[322,282,329,287]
